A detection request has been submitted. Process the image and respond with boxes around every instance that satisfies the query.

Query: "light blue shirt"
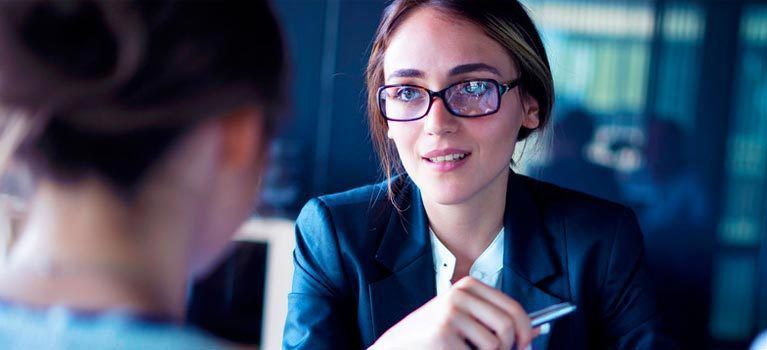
[753,330,767,350]
[0,303,233,350]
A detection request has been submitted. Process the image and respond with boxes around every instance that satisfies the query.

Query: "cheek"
[387,124,419,157]
[478,111,523,159]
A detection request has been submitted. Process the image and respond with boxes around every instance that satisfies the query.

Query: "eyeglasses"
[377,78,520,121]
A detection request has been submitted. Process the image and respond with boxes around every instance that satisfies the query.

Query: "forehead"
[383,7,516,81]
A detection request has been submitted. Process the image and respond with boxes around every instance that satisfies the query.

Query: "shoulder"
[303,179,390,218]
[295,178,405,260]
[517,175,650,303]
[297,179,392,233]
[291,179,409,297]
[520,173,633,216]
[518,174,641,246]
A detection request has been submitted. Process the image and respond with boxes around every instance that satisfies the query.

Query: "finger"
[438,330,473,350]
[448,309,500,350]
[448,289,515,350]
[510,308,533,350]
[454,277,534,348]
[455,277,529,320]
[533,322,549,336]
[450,334,474,350]
[433,331,474,350]
[532,326,541,338]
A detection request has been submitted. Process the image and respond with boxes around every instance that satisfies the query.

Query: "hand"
[369,276,540,350]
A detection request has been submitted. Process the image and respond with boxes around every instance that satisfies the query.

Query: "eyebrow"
[449,63,501,76]
[386,63,502,81]
[387,69,423,80]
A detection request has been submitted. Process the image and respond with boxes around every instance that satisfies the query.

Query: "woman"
[0,0,285,348]
[284,1,673,349]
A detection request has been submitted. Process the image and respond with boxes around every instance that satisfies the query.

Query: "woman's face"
[383,7,539,205]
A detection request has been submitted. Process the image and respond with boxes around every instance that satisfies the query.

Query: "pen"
[465,302,577,349]
[529,302,577,328]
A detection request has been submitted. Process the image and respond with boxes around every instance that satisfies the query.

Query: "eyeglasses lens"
[380,86,429,121]
[445,81,499,117]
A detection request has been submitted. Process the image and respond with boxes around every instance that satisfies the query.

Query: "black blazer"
[284,173,674,349]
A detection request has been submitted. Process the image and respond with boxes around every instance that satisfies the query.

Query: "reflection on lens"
[446,81,499,116]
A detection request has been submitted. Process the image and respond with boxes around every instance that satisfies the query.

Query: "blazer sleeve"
[600,208,677,350]
[283,198,360,350]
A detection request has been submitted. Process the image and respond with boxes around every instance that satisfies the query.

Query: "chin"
[428,194,473,205]
[417,179,479,205]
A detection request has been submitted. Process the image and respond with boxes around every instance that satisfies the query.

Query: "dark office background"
[243,0,767,349]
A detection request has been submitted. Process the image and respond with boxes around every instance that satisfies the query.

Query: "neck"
[0,177,194,320]
[423,168,509,264]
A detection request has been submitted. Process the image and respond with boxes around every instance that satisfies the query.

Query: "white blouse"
[430,227,505,295]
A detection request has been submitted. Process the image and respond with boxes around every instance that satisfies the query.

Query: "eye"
[394,87,423,102]
[459,81,490,96]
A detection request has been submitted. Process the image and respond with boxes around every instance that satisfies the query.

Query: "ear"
[219,105,264,171]
[520,93,540,130]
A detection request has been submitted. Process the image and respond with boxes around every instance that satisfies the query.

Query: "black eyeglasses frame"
[377,78,521,122]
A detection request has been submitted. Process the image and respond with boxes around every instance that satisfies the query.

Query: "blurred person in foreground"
[0,0,285,348]
[283,1,674,349]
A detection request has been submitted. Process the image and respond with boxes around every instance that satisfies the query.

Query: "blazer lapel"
[502,173,570,349]
[368,174,572,346]
[369,179,436,338]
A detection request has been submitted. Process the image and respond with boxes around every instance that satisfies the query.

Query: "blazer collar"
[374,177,430,272]
[370,173,568,339]
[371,177,435,338]
[503,171,559,285]
[374,173,561,281]
[501,173,568,349]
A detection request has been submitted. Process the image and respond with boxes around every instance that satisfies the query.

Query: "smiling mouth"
[424,152,471,163]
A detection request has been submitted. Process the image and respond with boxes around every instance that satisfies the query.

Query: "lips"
[423,148,471,159]
[422,148,471,171]
[426,152,468,163]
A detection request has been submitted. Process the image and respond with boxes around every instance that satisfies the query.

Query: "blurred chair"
[187,218,295,350]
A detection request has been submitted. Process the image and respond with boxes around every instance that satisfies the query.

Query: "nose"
[423,97,458,136]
